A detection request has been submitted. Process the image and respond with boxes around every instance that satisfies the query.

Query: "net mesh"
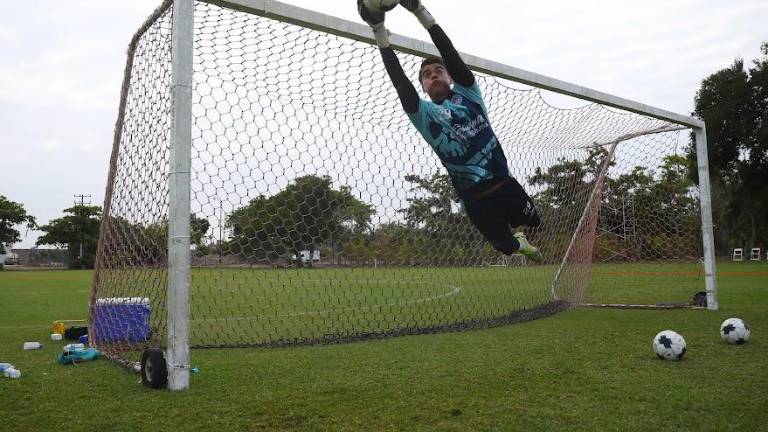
[91,0,704,364]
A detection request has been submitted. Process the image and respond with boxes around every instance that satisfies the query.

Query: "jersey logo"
[522,200,534,216]
[451,94,463,105]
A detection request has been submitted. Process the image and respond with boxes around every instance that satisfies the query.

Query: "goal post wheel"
[140,348,168,389]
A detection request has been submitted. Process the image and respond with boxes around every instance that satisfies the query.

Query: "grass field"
[1,262,766,431]
[92,262,705,350]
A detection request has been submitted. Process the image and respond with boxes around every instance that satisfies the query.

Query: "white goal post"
[167,0,194,392]
[96,0,718,391]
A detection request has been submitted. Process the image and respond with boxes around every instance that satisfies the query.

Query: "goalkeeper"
[358,0,543,262]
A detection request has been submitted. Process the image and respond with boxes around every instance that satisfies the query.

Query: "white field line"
[192,284,463,322]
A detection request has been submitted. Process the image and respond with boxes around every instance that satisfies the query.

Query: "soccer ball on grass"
[363,0,400,13]
[720,318,751,345]
[653,330,686,361]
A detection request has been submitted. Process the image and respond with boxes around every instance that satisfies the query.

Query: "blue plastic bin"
[92,297,151,343]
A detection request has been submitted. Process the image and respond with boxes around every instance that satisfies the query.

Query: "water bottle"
[64,343,85,352]
[4,368,21,379]
[23,342,43,350]
[51,333,63,341]
[0,363,14,373]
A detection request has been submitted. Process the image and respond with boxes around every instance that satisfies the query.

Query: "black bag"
[64,326,88,341]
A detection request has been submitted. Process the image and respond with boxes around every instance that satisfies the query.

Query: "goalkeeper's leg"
[512,230,543,263]
[504,177,543,263]
[463,178,543,262]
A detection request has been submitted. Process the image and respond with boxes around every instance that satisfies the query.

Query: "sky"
[1,0,766,249]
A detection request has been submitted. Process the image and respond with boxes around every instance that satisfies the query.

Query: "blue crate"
[92,297,151,343]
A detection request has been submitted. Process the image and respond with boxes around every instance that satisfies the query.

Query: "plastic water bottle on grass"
[0,363,14,373]
[23,342,43,350]
[3,368,21,379]
[64,343,85,352]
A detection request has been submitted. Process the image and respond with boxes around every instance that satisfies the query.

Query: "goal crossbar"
[207,0,705,129]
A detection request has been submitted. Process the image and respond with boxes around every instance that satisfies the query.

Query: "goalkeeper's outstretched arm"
[400,0,474,87]
[357,0,420,113]
[380,49,420,113]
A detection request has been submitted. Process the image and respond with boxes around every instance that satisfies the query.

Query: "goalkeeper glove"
[357,0,385,27]
[398,0,422,12]
[399,0,436,28]
[357,0,391,48]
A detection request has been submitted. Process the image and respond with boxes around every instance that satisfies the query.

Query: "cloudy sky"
[1,0,766,248]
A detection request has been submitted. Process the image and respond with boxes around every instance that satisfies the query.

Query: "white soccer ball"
[653,330,687,361]
[720,318,751,344]
[363,0,400,13]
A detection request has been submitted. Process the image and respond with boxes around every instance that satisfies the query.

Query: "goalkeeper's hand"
[399,0,435,28]
[399,0,423,12]
[357,0,385,27]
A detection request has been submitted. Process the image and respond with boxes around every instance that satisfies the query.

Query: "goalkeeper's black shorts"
[462,177,541,255]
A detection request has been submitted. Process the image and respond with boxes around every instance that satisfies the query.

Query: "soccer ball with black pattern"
[720,318,751,345]
[653,330,687,361]
[363,0,400,13]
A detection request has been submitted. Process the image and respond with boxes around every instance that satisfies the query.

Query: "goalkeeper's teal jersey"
[407,82,509,196]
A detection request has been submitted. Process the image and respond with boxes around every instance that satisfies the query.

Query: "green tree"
[529,148,700,261]
[399,172,480,263]
[400,172,456,229]
[743,42,768,249]
[141,214,212,258]
[526,146,610,257]
[228,175,374,267]
[688,43,768,253]
[596,165,655,261]
[190,215,212,255]
[365,222,430,265]
[37,205,101,269]
[528,146,609,211]
[0,196,37,254]
[94,213,210,267]
[633,156,700,260]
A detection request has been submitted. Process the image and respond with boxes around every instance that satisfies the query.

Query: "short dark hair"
[419,57,446,83]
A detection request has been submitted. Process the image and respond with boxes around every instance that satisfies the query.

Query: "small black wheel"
[141,348,168,389]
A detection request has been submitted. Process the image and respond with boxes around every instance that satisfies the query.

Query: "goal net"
[90,0,713,371]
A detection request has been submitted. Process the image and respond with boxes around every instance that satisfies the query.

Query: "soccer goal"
[91,0,717,390]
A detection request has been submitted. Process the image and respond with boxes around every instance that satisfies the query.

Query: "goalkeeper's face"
[420,63,453,102]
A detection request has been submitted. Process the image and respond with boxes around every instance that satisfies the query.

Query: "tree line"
[1,41,765,268]
[686,42,768,255]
